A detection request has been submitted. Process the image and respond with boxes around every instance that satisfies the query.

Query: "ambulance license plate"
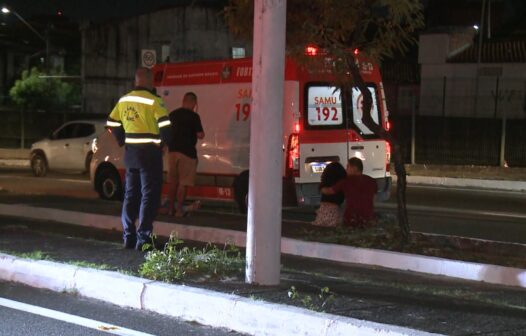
[311,163,327,174]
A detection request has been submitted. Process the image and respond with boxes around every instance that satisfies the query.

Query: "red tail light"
[305,45,318,56]
[385,121,391,131]
[385,141,391,173]
[286,133,300,178]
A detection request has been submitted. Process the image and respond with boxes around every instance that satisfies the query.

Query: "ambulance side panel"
[158,80,299,177]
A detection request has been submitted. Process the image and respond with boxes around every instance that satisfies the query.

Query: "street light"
[1,6,49,69]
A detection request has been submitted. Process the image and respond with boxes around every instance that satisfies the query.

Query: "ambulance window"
[306,86,343,127]
[351,86,380,136]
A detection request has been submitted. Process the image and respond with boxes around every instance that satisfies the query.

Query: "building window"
[232,47,245,59]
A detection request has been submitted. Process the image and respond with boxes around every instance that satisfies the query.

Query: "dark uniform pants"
[122,147,163,246]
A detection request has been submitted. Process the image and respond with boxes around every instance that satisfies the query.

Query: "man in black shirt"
[166,92,205,216]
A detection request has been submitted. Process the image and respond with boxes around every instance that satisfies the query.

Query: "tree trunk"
[346,56,410,244]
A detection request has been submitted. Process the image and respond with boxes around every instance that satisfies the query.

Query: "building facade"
[81,4,251,114]
[419,32,526,120]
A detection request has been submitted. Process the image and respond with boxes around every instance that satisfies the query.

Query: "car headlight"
[91,138,98,153]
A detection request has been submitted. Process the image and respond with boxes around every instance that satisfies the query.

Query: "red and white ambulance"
[90,56,392,211]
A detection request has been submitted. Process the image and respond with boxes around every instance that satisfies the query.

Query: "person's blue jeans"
[122,161,163,246]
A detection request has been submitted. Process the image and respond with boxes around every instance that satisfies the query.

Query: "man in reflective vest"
[106,67,172,251]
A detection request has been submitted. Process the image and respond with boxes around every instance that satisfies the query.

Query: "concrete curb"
[0,159,29,168]
[0,253,441,336]
[0,149,30,160]
[2,203,526,289]
[393,175,526,192]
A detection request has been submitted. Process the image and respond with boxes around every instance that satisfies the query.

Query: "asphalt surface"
[1,169,526,335]
[0,168,524,243]
[0,280,242,336]
[1,218,526,335]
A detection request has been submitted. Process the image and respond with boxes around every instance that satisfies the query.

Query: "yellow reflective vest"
[106,89,171,145]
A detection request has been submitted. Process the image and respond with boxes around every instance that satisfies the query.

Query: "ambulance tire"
[96,166,123,201]
[233,170,249,214]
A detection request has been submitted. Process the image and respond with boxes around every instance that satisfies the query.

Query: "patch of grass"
[139,235,245,282]
[300,217,402,250]
[287,286,335,312]
[11,250,49,260]
[67,260,113,271]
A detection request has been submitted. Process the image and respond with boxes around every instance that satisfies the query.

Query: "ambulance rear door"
[296,83,387,204]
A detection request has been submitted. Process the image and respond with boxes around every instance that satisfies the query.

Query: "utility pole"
[245,0,287,286]
[473,0,486,116]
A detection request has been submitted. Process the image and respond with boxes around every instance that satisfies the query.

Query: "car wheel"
[83,152,93,174]
[232,170,249,214]
[31,153,48,177]
[96,167,123,201]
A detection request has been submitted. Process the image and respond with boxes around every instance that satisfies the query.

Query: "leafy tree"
[225,0,424,244]
[9,67,78,110]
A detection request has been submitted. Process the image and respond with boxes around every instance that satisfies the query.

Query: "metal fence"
[391,77,526,167]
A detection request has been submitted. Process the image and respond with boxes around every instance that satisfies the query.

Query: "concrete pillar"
[245,0,287,286]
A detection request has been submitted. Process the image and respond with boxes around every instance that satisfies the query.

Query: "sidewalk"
[0,149,30,168]
[396,164,526,192]
[1,216,526,335]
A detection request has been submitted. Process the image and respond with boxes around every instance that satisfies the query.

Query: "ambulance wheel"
[233,170,249,214]
[96,166,122,201]
[30,152,48,177]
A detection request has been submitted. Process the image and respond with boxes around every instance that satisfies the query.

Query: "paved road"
[0,168,97,199]
[0,168,525,243]
[0,281,242,336]
[2,220,526,336]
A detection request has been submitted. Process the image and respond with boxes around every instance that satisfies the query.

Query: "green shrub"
[139,235,245,282]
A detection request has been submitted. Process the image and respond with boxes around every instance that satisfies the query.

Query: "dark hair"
[320,161,347,188]
[348,157,363,173]
[320,161,346,205]
[184,92,197,102]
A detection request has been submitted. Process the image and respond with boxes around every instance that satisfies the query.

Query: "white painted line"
[0,297,155,336]
[1,203,526,288]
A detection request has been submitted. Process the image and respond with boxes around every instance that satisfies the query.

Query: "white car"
[90,128,125,200]
[30,120,106,177]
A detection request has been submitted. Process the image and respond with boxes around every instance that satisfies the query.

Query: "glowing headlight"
[91,138,98,153]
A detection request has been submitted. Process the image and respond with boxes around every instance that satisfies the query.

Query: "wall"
[81,5,251,114]
[419,34,526,119]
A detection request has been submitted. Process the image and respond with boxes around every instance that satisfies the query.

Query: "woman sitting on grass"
[312,161,347,227]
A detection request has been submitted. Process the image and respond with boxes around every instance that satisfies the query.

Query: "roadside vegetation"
[139,235,245,282]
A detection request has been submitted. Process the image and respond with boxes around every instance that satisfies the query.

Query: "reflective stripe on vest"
[158,120,171,128]
[119,96,155,105]
[125,138,161,144]
[106,120,121,127]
